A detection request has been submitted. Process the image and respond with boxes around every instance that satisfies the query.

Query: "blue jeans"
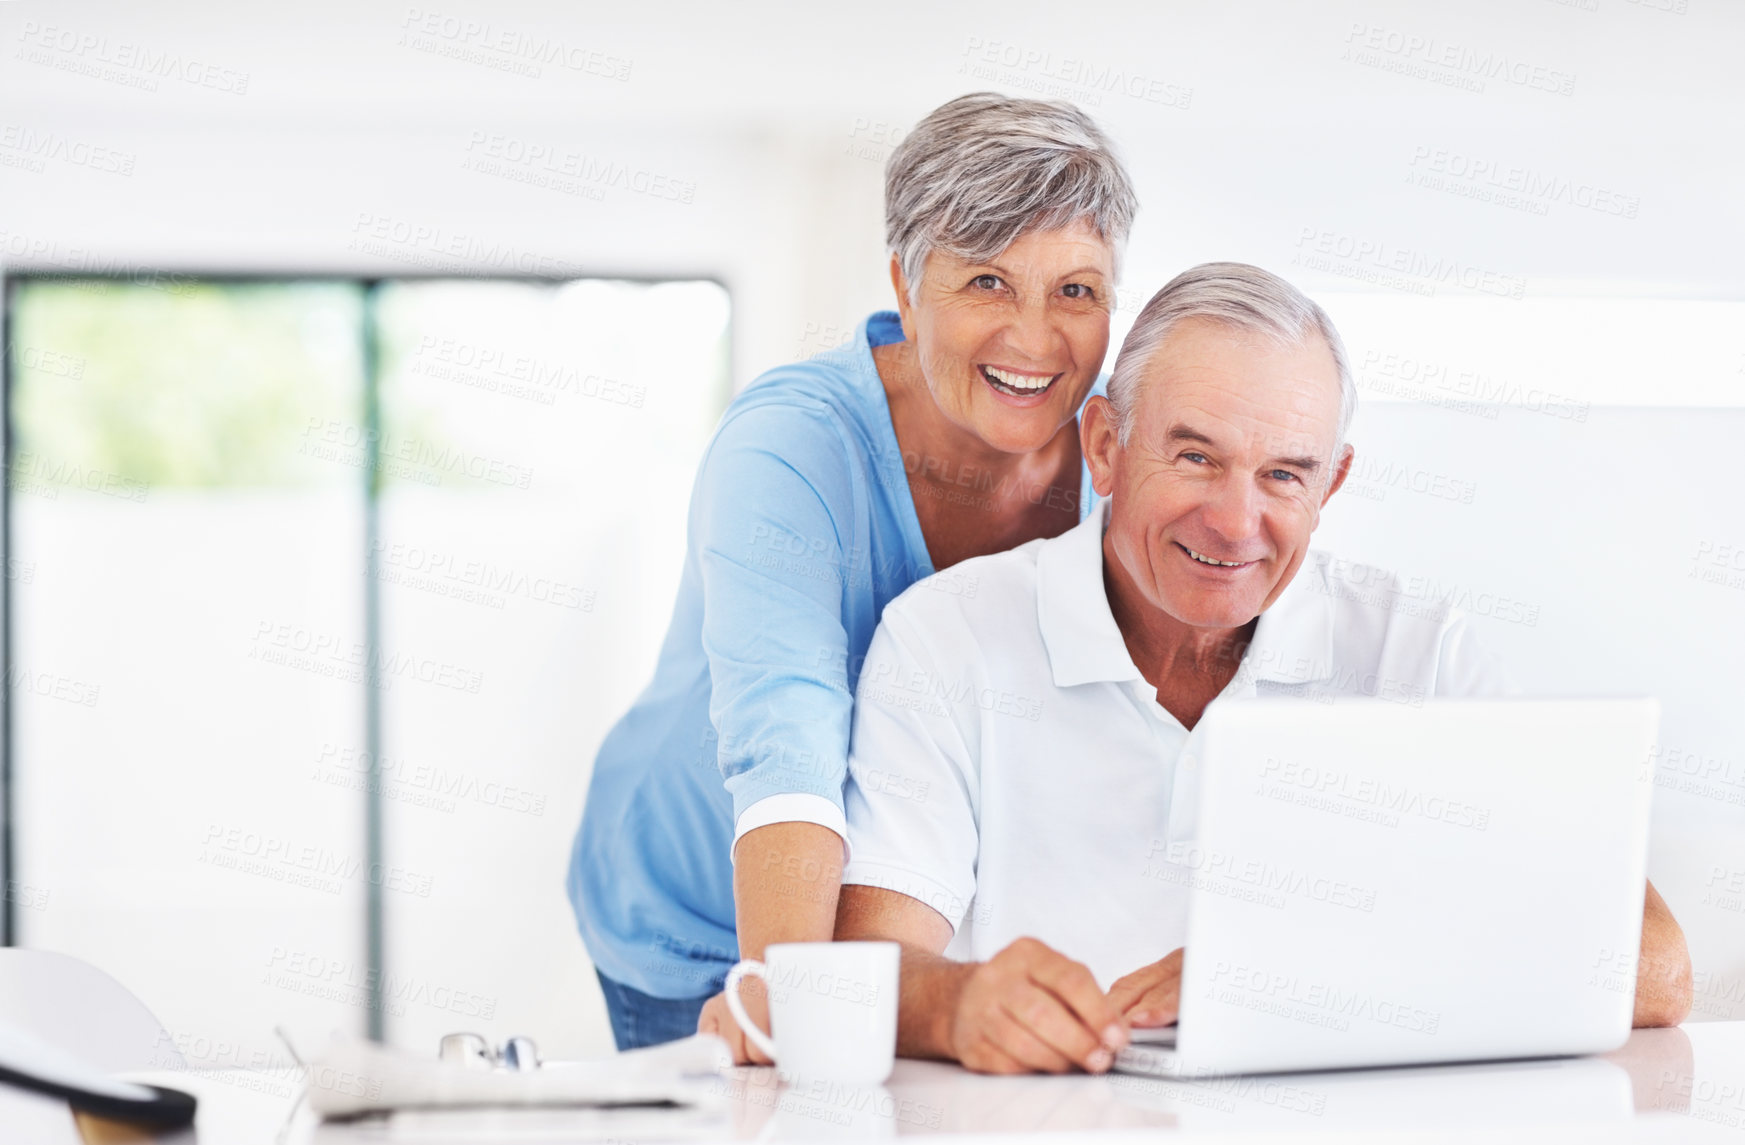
[596,969,714,1051]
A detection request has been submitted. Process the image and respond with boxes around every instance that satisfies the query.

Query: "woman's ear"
[889,254,917,342]
[1081,395,1120,498]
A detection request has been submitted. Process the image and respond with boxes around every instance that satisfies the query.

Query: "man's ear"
[1082,395,1120,498]
[889,254,917,343]
[1322,443,1354,506]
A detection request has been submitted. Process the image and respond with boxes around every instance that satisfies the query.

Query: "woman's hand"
[697,985,774,1065]
[715,820,845,1064]
[1106,948,1185,1028]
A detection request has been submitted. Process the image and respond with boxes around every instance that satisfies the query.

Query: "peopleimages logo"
[300,418,534,490]
[958,36,1193,109]
[1406,147,1639,219]
[14,19,251,94]
[1341,23,1575,97]
[1147,840,1379,912]
[1355,349,1589,422]
[1257,757,1492,831]
[200,823,436,898]
[1294,227,1527,299]
[9,451,149,501]
[373,539,595,612]
[0,126,136,175]
[860,659,1045,722]
[764,961,882,1008]
[1208,961,1442,1034]
[314,743,548,817]
[462,132,694,203]
[411,334,646,408]
[264,946,496,1020]
[398,7,631,80]
[250,620,486,695]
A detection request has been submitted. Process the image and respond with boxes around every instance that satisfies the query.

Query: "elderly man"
[833,262,1693,1075]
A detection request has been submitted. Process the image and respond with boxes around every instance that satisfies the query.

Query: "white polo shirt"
[841,501,1511,988]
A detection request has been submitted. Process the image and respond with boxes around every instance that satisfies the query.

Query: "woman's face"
[894,220,1115,456]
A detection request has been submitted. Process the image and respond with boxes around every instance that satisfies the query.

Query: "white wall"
[2,0,1741,1060]
[1312,402,1745,1022]
[5,0,1742,375]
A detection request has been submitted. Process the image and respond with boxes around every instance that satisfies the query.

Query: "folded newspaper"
[303,1032,732,1119]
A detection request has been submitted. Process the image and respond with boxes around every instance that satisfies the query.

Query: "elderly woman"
[567,92,1138,1060]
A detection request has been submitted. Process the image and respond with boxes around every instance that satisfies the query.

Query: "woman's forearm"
[732,820,846,959]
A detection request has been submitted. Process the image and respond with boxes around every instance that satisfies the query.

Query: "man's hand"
[835,886,1127,1075]
[1107,948,1185,1028]
[697,983,773,1065]
[946,937,1129,1075]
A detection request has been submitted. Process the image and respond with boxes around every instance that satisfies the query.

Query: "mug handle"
[722,959,779,1062]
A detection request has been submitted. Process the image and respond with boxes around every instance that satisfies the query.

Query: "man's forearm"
[892,948,977,1060]
[1633,880,1693,1027]
[834,883,970,1060]
[732,820,845,959]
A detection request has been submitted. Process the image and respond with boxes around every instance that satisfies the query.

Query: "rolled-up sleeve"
[841,608,982,933]
[693,401,859,856]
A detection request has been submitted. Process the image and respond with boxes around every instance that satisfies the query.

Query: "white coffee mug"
[723,941,899,1084]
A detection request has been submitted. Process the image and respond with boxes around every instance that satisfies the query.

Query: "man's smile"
[1175,541,1258,570]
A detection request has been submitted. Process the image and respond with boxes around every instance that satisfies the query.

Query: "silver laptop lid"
[1170,697,1657,1076]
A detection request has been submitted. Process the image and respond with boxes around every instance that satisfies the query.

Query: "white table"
[50,1021,1745,1143]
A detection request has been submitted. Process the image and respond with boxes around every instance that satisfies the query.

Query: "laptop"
[1116,697,1658,1079]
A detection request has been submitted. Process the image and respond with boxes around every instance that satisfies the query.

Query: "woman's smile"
[979,363,1062,403]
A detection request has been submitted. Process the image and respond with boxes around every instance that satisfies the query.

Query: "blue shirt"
[568,311,1100,998]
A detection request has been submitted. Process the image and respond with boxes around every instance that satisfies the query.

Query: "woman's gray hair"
[1106,262,1357,455]
[885,93,1138,295]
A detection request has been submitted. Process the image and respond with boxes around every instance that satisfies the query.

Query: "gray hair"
[885,93,1138,296]
[1105,262,1357,460]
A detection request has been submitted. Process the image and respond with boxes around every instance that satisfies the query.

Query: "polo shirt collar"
[1035,501,1336,690]
[1036,502,1145,688]
[1235,551,1337,687]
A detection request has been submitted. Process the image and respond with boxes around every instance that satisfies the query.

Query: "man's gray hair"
[885,93,1138,295]
[1106,262,1357,455]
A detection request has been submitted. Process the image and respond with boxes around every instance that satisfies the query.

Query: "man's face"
[1086,316,1353,630]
